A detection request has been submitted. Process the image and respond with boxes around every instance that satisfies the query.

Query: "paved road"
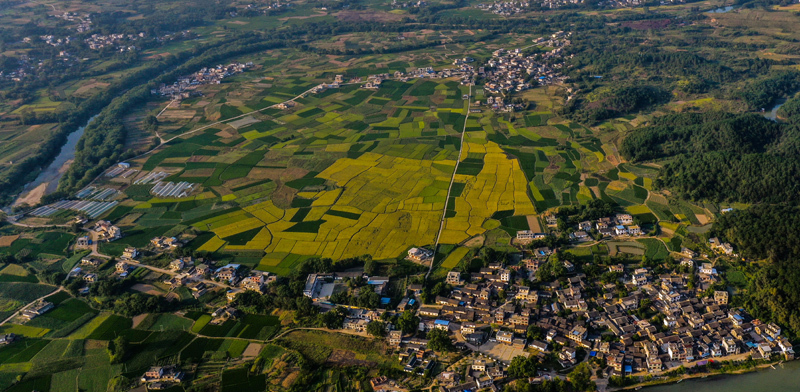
[0,286,64,326]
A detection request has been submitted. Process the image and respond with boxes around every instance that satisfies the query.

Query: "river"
[640,360,800,392]
[11,115,98,207]
[764,98,787,121]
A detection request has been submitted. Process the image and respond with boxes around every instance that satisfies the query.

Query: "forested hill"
[619,112,782,162]
[620,112,800,203]
[712,205,800,336]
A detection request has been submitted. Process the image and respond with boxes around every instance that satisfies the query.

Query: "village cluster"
[151,62,252,97]
[52,11,92,33]
[482,32,572,97]
[291,223,790,391]
[84,32,144,51]
[390,0,428,8]
[516,213,645,244]
[72,223,279,303]
[476,0,685,11]
[475,1,531,16]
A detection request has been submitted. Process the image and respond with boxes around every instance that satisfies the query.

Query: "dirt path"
[427,83,473,281]
[0,286,64,326]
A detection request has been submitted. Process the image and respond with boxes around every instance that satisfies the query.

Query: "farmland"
[53,46,698,271]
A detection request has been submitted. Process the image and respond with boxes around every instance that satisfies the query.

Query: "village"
[482,32,572,97]
[151,62,252,97]
[84,32,144,51]
[476,0,686,11]
[286,210,790,392]
[475,1,532,16]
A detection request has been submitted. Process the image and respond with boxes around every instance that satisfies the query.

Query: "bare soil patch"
[0,235,19,247]
[131,283,164,296]
[242,343,263,358]
[326,349,376,367]
[13,182,48,207]
[463,235,484,248]
[132,313,149,328]
[526,215,542,232]
[335,10,404,22]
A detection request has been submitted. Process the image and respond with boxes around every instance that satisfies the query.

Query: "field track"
[427,84,472,280]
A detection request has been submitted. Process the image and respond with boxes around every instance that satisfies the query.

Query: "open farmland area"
[3,0,800,391]
[52,42,700,271]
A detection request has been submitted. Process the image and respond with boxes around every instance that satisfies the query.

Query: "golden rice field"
[195,146,539,260]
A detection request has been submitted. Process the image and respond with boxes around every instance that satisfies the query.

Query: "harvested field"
[131,284,163,296]
[526,215,542,232]
[0,235,19,247]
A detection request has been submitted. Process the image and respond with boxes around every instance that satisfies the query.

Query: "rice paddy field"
[58,41,718,273]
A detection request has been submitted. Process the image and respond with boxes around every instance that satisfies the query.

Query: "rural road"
[0,286,64,326]
[428,83,473,281]
[122,260,230,289]
[89,242,230,289]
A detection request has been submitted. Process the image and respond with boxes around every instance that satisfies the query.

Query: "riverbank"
[613,358,794,391]
[8,114,98,209]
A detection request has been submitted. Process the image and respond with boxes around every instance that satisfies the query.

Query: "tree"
[364,256,377,275]
[568,363,595,391]
[367,320,386,338]
[527,325,544,341]
[108,336,129,364]
[427,328,454,352]
[320,307,347,329]
[396,309,420,334]
[507,355,538,378]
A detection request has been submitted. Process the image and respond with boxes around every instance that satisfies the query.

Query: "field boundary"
[427,84,472,281]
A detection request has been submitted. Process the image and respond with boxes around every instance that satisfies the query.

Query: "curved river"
[11,115,98,207]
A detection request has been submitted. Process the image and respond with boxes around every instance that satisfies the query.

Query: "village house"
[714,290,729,305]
[121,247,139,260]
[516,230,546,241]
[408,247,434,263]
[699,263,717,275]
[94,220,121,241]
[169,259,186,271]
[240,274,267,293]
[214,264,240,283]
[446,271,463,285]
[388,330,402,346]
[616,214,634,225]
[80,257,103,268]
[115,261,131,274]
[21,301,53,320]
[76,236,91,247]
[0,333,16,345]
[141,365,184,384]
[151,236,181,250]
[496,331,514,344]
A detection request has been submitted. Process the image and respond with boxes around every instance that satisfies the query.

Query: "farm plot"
[607,241,646,257]
[442,142,536,244]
